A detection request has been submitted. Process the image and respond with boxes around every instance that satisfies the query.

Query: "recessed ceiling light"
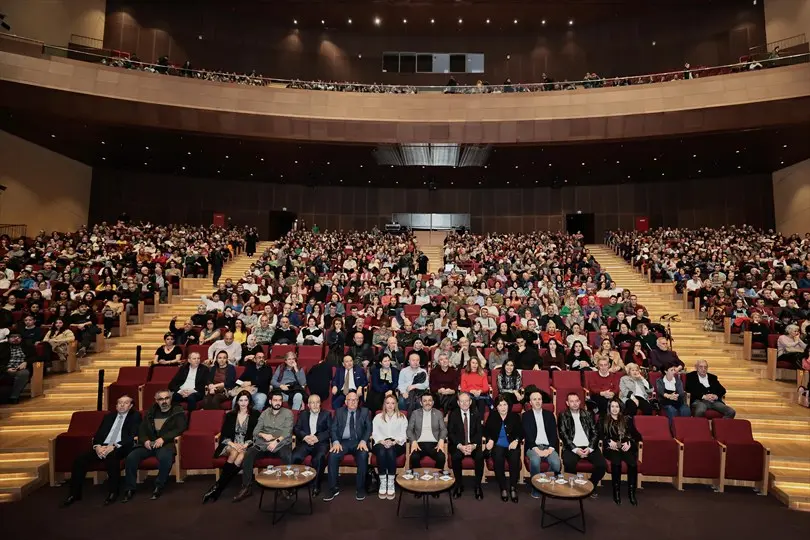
[51,134,55,138]
[661,172,665,176]
[358,54,362,58]
[515,165,519,169]
[581,162,585,166]
[368,180,371,183]
[250,173,254,176]
[198,35,203,40]
[217,170,220,173]
[348,18,352,24]
[340,179,343,183]
[506,181,510,184]
[403,18,407,24]
[737,166,741,169]
[321,20,325,25]
[458,18,463,24]
[783,144,788,148]
[693,154,697,158]
[360,164,363,168]
[327,161,330,165]
[102,157,106,161]
[568,19,574,26]
[478,181,482,185]
[513,19,518,24]
[294,160,298,164]
[260,158,264,161]
[653,157,657,161]
[616,160,620,164]
[225,155,229,159]
[430,18,435,24]
[374,16,381,25]
[736,150,740,153]
[698,169,702,173]
[144,162,147,166]
[145,146,149,150]
[486,18,490,24]
[101,141,105,145]
[181,166,185,170]
[652,41,656,46]
[187,151,191,155]
[541,19,546,25]
[780,161,784,165]
[293,19,297,25]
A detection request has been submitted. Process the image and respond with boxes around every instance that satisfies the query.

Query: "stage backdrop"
[89,169,775,239]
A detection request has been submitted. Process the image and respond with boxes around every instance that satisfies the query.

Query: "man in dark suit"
[522,390,562,498]
[292,394,332,496]
[168,352,208,410]
[63,395,142,506]
[558,392,606,495]
[324,390,371,502]
[331,354,368,409]
[447,392,484,500]
[685,359,736,418]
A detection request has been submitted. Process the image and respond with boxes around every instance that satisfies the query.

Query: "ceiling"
[111,0,756,35]
[0,107,805,188]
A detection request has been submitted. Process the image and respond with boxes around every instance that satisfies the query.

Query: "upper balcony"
[1,34,809,144]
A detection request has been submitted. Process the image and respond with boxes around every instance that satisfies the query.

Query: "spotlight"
[374,16,381,25]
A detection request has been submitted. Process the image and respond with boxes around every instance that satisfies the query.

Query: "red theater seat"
[270,344,296,360]
[672,417,724,490]
[106,366,150,411]
[179,410,225,480]
[49,411,109,486]
[141,367,180,410]
[634,416,680,487]
[711,418,770,494]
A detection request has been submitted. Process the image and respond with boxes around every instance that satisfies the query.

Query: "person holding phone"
[371,395,408,500]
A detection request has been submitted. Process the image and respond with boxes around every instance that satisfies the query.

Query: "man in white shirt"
[201,292,225,313]
[557,392,606,496]
[397,353,429,411]
[169,352,209,410]
[685,272,703,292]
[207,332,242,364]
[522,390,562,498]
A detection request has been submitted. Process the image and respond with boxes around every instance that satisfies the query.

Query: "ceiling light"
[616,160,620,164]
[653,157,657,161]
[693,154,697,158]
[515,165,519,169]
[321,20,325,25]
[541,19,546,25]
[225,155,229,159]
[51,134,55,138]
[698,170,701,173]
[358,54,362,58]
[368,180,371,184]
[295,160,298,164]
[101,141,105,145]
[293,19,297,25]
[348,18,352,24]
[506,181,510,184]
[181,166,185,170]
[430,18,435,24]
[737,166,741,169]
[652,41,656,46]
[217,170,220,173]
[102,157,106,161]
[250,173,254,176]
[145,146,149,150]
[736,150,740,153]
[260,158,264,161]
[327,161,330,165]
[374,16,381,25]
[783,144,788,148]
[198,35,203,40]
[143,162,147,165]
[187,151,191,155]
[568,19,574,26]
[661,172,665,176]
[403,18,407,24]
[780,161,784,165]
[280,174,284,178]
[486,19,490,24]
[478,181,482,185]
[340,179,343,183]
[458,18,463,24]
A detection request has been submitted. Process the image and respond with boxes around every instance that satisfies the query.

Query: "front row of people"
[63,386,639,507]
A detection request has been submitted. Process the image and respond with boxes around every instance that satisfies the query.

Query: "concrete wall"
[773,158,810,236]
[0,0,106,46]
[765,0,810,43]
[0,131,92,234]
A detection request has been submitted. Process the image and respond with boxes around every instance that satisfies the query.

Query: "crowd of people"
[0,221,253,404]
[58,227,739,508]
[607,226,810,402]
[94,46,798,95]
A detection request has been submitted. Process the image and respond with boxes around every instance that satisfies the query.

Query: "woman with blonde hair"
[593,338,625,373]
[619,363,653,416]
[371,395,408,500]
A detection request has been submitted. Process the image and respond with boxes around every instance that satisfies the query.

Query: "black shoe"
[61,494,80,507]
[104,493,117,506]
[312,487,321,497]
[501,490,509,502]
[474,486,484,500]
[151,487,163,500]
[121,490,135,503]
[628,483,638,506]
[612,480,621,506]
[202,483,220,503]
[356,491,366,501]
[452,487,463,499]
[510,488,518,503]
[323,489,340,502]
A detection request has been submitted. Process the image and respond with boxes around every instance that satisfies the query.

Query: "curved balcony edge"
[1,51,810,144]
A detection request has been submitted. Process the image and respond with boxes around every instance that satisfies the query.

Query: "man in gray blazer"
[407,392,447,470]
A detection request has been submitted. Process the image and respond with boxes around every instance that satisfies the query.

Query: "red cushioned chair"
[141,367,180,410]
[711,418,770,495]
[634,416,679,488]
[298,345,323,365]
[135,409,186,485]
[49,411,109,487]
[185,343,210,361]
[552,370,583,391]
[672,417,724,491]
[269,344,296,360]
[179,409,225,481]
[403,304,420,318]
[742,326,769,362]
[554,387,585,414]
[520,370,555,412]
[105,366,150,411]
[583,370,622,398]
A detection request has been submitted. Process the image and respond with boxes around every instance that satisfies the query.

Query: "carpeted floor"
[2,477,808,540]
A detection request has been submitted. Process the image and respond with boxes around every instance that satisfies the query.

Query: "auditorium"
[1,0,810,537]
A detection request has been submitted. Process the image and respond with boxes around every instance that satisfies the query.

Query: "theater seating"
[766,334,803,382]
[634,416,680,487]
[179,409,225,481]
[135,409,186,484]
[270,344,296,360]
[49,410,108,486]
[672,417,724,491]
[554,387,585,414]
[712,418,770,495]
[141,367,179,410]
[520,370,554,412]
[105,367,150,411]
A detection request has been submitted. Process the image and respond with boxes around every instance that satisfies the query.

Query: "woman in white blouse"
[371,395,408,500]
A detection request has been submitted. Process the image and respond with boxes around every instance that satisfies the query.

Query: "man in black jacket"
[685,359,736,418]
[557,392,606,494]
[210,246,224,286]
[522,390,562,498]
[122,389,187,502]
[348,331,375,368]
[168,352,209,411]
[238,351,273,410]
[291,394,332,496]
[0,333,36,404]
[447,392,484,500]
[63,395,142,506]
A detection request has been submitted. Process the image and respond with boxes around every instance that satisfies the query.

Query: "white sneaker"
[378,474,387,499]
[386,475,396,499]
